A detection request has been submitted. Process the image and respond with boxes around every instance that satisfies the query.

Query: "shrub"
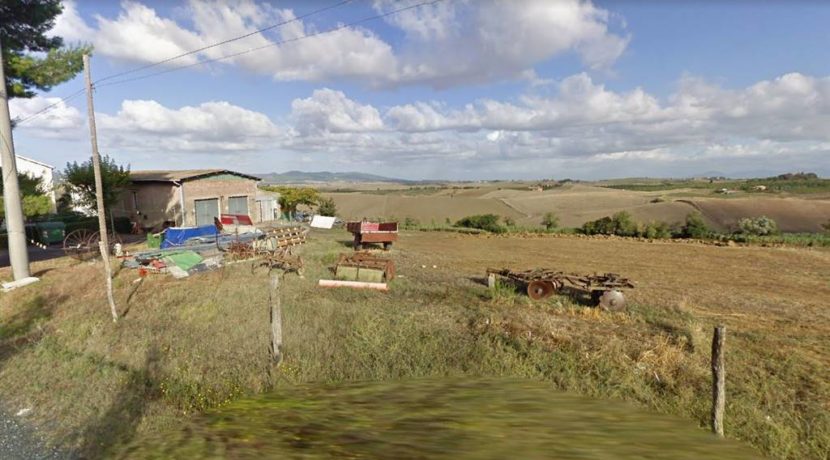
[641,221,673,239]
[317,198,337,217]
[738,216,778,236]
[581,211,638,237]
[679,212,710,239]
[503,217,515,228]
[455,214,506,233]
[402,217,419,229]
[541,212,560,230]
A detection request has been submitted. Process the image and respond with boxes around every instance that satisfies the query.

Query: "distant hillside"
[258,171,409,184]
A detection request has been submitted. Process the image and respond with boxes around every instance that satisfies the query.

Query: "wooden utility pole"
[0,36,31,281]
[83,54,118,322]
[711,325,725,437]
[269,272,283,364]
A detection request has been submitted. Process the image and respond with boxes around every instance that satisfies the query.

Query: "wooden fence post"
[711,325,725,437]
[269,272,283,365]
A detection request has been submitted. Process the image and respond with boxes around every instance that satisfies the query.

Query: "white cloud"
[52,0,628,88]
[92,1,206,65]
[283,72,830,175]
[51,0,94,43]
[290,89,384,136]
[9,96,85,139]
[12,70,830,178]
[97,99,280,152]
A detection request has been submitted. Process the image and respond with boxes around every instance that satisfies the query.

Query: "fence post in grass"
[711,325,725,437]
[269,272,283,365]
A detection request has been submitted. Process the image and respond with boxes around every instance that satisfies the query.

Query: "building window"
[228,196,248,215]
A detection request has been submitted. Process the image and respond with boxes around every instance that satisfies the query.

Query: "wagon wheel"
[90,231,123,256]
[527,280,556,300]
[63,229,96,260]
[597,290,627,312]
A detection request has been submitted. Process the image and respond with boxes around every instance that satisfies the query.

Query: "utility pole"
[83,54,118,322]
[0,36,31,281]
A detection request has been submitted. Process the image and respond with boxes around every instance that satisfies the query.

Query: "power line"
[94,0,352,85]
[13,1,352,125]
[96,0,443,90]
[13,88,85,126]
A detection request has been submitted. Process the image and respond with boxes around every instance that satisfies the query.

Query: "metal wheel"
[597,290,626,312]
[527,280,556,300]
[63,229,96,260]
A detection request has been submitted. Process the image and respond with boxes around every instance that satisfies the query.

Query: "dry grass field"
[325,183,830,232]
[0,230,828,458]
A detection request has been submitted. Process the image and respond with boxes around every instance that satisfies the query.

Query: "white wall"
[0,155,56,210]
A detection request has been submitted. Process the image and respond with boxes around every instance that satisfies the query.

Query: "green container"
[146,232,163,249]
[30,221,66,244]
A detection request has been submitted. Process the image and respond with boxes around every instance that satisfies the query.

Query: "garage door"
[195,198,219,226]
[228,196,249,216]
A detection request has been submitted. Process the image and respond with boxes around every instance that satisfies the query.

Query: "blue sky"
[9,0,830,180]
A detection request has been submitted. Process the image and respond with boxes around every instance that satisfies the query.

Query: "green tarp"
[163,251,203,271]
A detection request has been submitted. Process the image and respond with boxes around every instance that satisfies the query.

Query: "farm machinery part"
[334,251,395,283]
[223,226,308,261]
[256,248,304,275]
[487,268,634,311]
[62,229,122,260]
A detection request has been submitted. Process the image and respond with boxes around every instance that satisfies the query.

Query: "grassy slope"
[118,379,758,459]
[0,231,827,458]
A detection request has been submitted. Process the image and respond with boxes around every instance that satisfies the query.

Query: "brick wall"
[114,182,180,230]
[181,178,259,226]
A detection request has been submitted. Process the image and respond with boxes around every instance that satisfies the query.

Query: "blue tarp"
[160,225,218,249]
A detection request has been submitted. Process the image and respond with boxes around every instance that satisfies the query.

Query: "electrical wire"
[93,0,353,85]
[96,0,443,90]
[13,88,85,126]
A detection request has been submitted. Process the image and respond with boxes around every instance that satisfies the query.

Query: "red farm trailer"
[346,221,398,250]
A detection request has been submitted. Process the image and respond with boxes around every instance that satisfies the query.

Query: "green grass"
[118,379,758,459]
[0,232,826,458]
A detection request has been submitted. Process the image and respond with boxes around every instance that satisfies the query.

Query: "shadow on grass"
[121,277,146,318]
[78,346,162,458]
[0,292,68,368]
[467,276,489,287]
[31,268,54,277]
[337,239,357,249]
[558,286,596,307]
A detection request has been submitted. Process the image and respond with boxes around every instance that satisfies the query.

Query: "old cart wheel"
[89,231,123,256]
[598,290,627,312]
[63,229,96,260]
[527,280,555,300]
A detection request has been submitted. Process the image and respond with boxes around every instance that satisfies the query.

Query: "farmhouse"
[114,169,269,230]
[0,154,56,207]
